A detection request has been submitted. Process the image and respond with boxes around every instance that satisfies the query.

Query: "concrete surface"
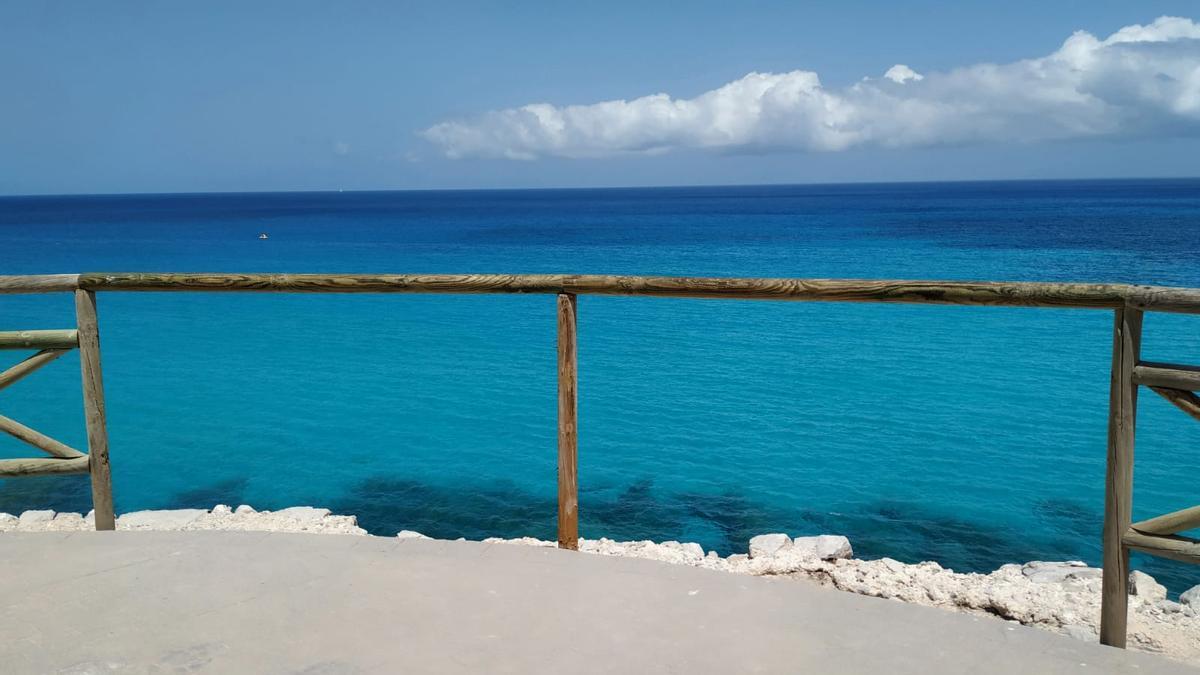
[0,531,1192,674]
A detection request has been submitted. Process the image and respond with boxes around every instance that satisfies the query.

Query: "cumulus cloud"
[422,16,1200,160]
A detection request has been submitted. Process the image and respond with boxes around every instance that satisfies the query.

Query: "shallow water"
[2,180,1198,591]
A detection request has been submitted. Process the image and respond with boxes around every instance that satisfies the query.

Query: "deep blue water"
[2,180,1199,592]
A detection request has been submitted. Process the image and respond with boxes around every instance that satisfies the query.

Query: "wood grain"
[75,290,115,531]
[1100,306,1142,649]
[557,293,579,551]
[71,272,1200,313]
[0,413,86,459]
[1132,505,1200,537]
[0,330,79,350]
[0,274,79,294]
[1134,362,1200,391]
[0,349,70,392]
[1122,529,1200,565]
[0,455,90,477]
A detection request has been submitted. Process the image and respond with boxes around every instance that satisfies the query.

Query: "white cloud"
[422,16,1200,160]
[883,65,924,84]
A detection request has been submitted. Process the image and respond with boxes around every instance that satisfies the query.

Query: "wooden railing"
[2,272,1199,648]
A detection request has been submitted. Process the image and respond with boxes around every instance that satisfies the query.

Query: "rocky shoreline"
[4,506,1198,665]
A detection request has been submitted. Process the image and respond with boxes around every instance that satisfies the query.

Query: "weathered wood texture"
[1100,306,1142,649]
[1132,505,1200,536]
[75,290,115,531]
[1123,529,1200,565]
[0,349,70,391]
[557,293,579,551]
[0,274,79,294]
[1148,387,1200,422]
[0,455,90,477]
[0,330,78,350]
[72,273,1200,313]
[0,413,86,459]
[1134,362,1200,391]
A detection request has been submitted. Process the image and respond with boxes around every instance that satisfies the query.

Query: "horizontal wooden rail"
[1134,362,1200,391]
[1123,528,1200,565]
[0,455,90,477]
[0,274,79,294]
[1132,505,1200,536]
[30,272,1197,314]
[0,272,1194,313]
[0,330,79,350]
[0,349,70,391]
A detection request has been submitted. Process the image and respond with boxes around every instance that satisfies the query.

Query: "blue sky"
[2,1,1199,195]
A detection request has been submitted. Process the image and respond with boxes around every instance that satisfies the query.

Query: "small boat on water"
[258,233,269,240]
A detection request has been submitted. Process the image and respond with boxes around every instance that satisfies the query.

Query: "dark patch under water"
[164,477,250,510]
[0,475,93,515]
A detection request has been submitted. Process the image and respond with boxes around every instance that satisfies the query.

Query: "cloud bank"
[422,16,1200,160]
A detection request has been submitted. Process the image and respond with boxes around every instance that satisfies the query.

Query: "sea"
[2,179,1199,593]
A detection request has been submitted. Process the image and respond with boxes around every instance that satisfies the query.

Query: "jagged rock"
[1021,561,1101,584]
[0,513,18,531]
[275,506,330,522]
[19,510,56,526]
[793,535,853,561]
[1130,570,1168,602]
[397,530,430,540]
[748,533,792,558]
[1180,585,1200,608]
[1156,600,1185,614]
[234,505,256,515]
[118,509,207,529]
[680,542,704,558]
[211,504,233,516]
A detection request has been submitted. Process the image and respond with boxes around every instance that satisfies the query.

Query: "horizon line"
[2,174,1199,200]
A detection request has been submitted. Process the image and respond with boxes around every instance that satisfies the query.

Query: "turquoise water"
[2,180,1199,591]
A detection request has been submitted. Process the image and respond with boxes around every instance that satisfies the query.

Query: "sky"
[2,1,1199,195]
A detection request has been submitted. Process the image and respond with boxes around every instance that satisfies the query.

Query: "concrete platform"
[0,531,1192,674]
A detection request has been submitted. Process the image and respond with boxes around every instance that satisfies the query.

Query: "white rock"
[792,535,853,561]
[748,533,792,558]
[0,513,18,531]
[1155,600,1184,614]
[1021,561,1102,584]
[1179,585,1200,608]
[234,505,256,515]
[19,510,56,525]
[680,542,704,558]
[275,506,331,522]
[1129,570,1167,602]
[118,509,207,529]
[211,504,233,516]
[397,530,430,540]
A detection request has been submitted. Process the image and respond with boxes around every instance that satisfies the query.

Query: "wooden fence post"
[75,289,115,531]
[1100,305,1142,647]
[557,293,579,550]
